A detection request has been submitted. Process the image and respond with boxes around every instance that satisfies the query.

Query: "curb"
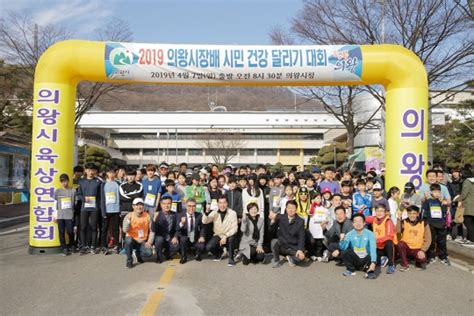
[447,240,474,260]
[0,215,29,229]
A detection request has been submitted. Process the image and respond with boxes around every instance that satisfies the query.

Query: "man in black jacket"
[323,206,354,263]
[149,196,179,263]
[269,200,306,268]
[176,198,206,264]
[119,167,143,252]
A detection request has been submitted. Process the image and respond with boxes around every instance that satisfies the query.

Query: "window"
[303,149,319,156]
[280,149,300,156]
[188,149,203,156]
[257,149,277,156]
[143,149,158,156]
[121,149,140,155]
[167,149,186,156]
[240,149,255,156]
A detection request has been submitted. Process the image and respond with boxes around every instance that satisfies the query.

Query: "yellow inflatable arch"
[30,41,427,251]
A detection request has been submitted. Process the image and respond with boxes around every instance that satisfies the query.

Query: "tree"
[0,11,134,131]
[78,145,112,171]
[270,0,474,152]
[310,142,349,169]
[433,99,474,168]
[199,130,247,166]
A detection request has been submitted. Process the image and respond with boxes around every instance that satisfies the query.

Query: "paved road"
[1,229,473,315]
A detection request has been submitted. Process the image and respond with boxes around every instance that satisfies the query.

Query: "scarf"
[250,215,260,241]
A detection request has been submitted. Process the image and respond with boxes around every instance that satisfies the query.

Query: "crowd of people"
[53,161,474,278]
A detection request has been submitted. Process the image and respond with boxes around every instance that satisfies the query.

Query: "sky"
[0,0,303,44]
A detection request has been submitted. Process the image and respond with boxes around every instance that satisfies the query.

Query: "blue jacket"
[339,228,377,263]
[352,192,373,216]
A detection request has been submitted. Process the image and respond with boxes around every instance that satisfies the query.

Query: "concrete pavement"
[1,229,473,315]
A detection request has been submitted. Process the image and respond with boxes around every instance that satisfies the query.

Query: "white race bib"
[210,199,218,211]
[354,246,368,258]
[171,202,178,212]
[60,197,72,209]
[84,196,96,208]
[272,196,280,208]
[138,229,145,238]
[196,204,203,212]
[431,206,442,219]
[144,193,156,206]
[105,192,116,204]
[314,210,326,222]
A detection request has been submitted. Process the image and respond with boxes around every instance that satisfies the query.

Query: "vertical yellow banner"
[385,87,428,191]
[29,83,75,249]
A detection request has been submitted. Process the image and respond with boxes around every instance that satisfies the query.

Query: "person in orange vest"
[396,205,432,272]
[372,204,397,274]
[123,198,152,268]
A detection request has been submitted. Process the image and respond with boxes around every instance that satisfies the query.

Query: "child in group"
[279,185,295,214]
[352,179,373,222]
[372,204,397,274]
[387,186,401,225]
[163,179,182,213]
[227,175,243,220]
[308,192,331,261]
[184,173,207,214]
[422,183,450,265]
[54,174,76,256]
[269,172,285,214]
[372,182,390,215]
[321,188,333,209]
[295,186,311,226]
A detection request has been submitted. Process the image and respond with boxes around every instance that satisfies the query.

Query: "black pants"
[376,240,395,266]
[154,236,180,261]
[242,245,265,264]
[179,236,205,258]
[73,209,81,247]
[341,248,372,272]
[271,239,301,263]
[124,237,142,263]
[101,213,119,248]
[205,235,236,258]
[57,219,73,251]
[428,225,448,260]
[80,211,98,248]
[464,215,474,242]
[309,238,325,257]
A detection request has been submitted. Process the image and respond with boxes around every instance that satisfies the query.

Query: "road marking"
[0,225,29,235]
[140,258,179,316]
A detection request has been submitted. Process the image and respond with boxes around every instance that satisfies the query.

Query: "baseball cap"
[404,182,415,193]
[373,182,382,190]
[159,162,169,169]
[199,168,209,175]
[311,166,321,173]
[321,187,331,194]
[132,198,144,205]
[191,173,200,180]
[185,168,193,176]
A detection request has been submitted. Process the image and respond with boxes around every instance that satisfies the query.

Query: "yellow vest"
[127,213,150,241]
[401,220,425,250]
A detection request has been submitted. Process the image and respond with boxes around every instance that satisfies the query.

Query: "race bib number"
[171,202,178,212]
[431,206,442,219]
[148,185,153,191]
[354,246,367,258]
[196,204,203,212]
[272,196,280,208]
[314,210,326,222]
[105,192,116,204]
[144,193,156,206]
[60,197,72,209]
[210,199,218,211]
[138,229,145,238]
[84,196,96,208]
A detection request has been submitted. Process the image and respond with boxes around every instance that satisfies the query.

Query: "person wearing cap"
[100,166,121,255]
[77,163,103,255]
[54,173,76,256]
[400,182,422,219]
[295,186,311,226]
[158,162,169,194]
[141,164,161,219]
[123,198,153,268]
[319,166,341,194]
[199,167,210,184]
[321,187,333,209]
[184,173,207,214]
[149,195,179,263]
[396,205,431,271]
[202,195,239,267]
[311,166,322,188]
[372,182,390,215]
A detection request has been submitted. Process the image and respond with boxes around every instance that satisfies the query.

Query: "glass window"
[280,149,300,156]
[257,149,277,156]
[240,149,255,156]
